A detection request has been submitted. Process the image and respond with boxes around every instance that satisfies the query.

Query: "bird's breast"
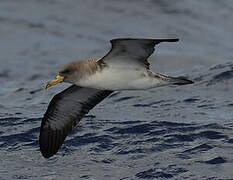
[76,67,154,90]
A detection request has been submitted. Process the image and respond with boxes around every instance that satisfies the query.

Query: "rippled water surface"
[1,0,233,179]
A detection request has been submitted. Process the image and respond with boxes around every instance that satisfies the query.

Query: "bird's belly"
[77,68,154,90]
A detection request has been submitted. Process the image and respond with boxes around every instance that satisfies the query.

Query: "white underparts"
[76,67,171,91]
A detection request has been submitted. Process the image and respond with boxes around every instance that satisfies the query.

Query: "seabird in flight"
[39,38,193,158]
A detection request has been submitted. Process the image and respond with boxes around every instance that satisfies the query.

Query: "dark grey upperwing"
[39,85,113,158]
[100,38,179,69]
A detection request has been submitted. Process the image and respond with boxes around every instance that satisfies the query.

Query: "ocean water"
[0,0,233,179]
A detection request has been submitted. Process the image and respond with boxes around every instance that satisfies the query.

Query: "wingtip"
[41,151,54,159]
[39,140,56,159]
[39,140,59,159]
[39,128,61,159]
[110,38,179,43]
[170,38,179,42]
[157,38,179,42]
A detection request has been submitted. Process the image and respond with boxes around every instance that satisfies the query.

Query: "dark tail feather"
[151,72,193,86]
[172,76,194,85]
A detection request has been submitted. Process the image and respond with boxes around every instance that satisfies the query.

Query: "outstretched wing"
[39,85,113,158]
[100,38,179,69]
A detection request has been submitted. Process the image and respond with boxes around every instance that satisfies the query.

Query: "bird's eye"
[59,68,73,75]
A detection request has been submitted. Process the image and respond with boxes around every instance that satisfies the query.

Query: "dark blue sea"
[1,0,233,179]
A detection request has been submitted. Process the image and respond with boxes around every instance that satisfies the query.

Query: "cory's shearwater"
[40,38,193,158]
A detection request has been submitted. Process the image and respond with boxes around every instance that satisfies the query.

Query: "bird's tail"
[152,72,194,86]
[171,76,194,85]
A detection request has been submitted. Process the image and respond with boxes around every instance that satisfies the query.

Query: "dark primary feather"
[39,85,113,158]
[101,38,179,69]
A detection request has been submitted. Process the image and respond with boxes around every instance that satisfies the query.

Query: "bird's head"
[45,63,79,89]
